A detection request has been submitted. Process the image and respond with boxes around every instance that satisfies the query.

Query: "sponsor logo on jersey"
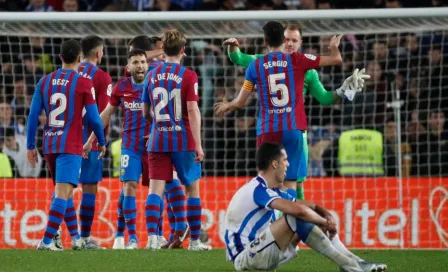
[305,54,317,60]
[268,107,292,114]
[157,125,182,132]
[124,101,142,111]
[45,130,63,137]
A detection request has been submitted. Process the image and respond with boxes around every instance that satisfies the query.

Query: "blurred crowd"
[0,0,447,179]
[0,0,447,12]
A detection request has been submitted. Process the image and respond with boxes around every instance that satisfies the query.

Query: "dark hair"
[128,49,147,59]
[256,142,284,171]
[262,21,285,48]
[80,35,104,58]
[151,36,162,43]
[60,39,81,64]
[128,36,154,51]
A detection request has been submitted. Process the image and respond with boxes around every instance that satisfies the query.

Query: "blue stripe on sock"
[187,198,201,240]
[157,198,164,236]
[43,198,67,245]
[80,193,96,238]
[123,195,137,241]
[145,194,161,236]
[116,189,125,237]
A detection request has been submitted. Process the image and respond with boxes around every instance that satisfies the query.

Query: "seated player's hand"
[97,145,107,159]
[214,102,230,115]
[27,149,38,168]
[222,38,240,47]
[195,145,204,162]
[82,141,93,159]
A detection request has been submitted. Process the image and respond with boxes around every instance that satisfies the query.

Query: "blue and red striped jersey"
[110,77,150,154]
[78,62,112,151]
[36,68,96,155]
[245,52,320,135]
[143,63,199,153]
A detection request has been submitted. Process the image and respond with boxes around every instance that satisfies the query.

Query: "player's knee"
[124,181,138,195]
[55,183,74,200]
[185,180,199,198]
[82,183,98,194]
[285,214,315,242]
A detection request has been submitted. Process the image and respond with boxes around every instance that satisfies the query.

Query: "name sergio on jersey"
[150,73,182,84]
[263,60,287,70]
[124,100,143,111]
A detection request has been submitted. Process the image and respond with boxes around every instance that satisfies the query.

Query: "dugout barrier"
[0,177,447,249]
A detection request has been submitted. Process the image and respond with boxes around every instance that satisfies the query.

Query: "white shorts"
[233,226,297,271]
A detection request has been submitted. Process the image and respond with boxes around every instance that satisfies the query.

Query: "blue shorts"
[148,151,201,186]
[44,153,83,187]
[79,151,103,184]
[120,148,149,185]
[256,130,306,181]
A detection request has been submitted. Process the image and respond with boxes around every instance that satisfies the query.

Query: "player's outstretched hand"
[353,68,370,92]
[222,38,240,47]
[82,141,93,159]
[27,149,38,168]
[97,145,106,159]
[195,145,204,162]
[329,34,343,51]
[215,102,231,115]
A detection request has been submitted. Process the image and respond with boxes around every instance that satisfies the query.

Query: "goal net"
[0,10,447,250]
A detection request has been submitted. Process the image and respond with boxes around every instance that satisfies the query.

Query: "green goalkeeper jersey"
[228,48,335,105]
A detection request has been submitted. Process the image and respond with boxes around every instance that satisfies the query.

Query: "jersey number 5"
[268,73,289,107]
[153,87,182,122]
[49,93,67,127]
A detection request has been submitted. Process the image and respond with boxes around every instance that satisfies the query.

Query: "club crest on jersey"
[124,101,142,111]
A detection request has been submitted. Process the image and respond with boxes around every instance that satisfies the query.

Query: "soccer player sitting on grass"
[224,143,386,271]
[27,40,106,251]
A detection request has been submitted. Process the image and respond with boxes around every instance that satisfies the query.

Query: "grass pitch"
[0,249,446,271]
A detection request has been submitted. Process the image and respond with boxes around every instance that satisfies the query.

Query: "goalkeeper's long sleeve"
[306,69,335,105]
[228,47,264,68]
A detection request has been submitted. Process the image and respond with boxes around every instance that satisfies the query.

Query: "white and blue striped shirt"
[224,175,294,261]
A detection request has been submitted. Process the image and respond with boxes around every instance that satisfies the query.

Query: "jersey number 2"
[268,73,289,107]
[49,93,67,127]
[153,87,181,122]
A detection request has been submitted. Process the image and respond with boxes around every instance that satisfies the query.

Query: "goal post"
[0,9,447,250]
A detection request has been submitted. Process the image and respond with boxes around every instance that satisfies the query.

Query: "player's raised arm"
[318,34,343,67]
[223,38,264,68]
[26,78,44,167]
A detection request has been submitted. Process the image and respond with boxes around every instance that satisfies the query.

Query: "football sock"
[80,193,96,238]
[186,198,201,241]
[166,179,187,232]
[296,186,305,200]
[331,234,364,261]
[116,189,126,237]
[157,197,164,236]
[145,194,161,236]
[167,204,176,241]
[43,198,67,245]
[123,195,138,241]
[64,197,80,239]
[302,224,357,267]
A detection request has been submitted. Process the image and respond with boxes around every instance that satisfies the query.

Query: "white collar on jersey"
[255,175,268,187]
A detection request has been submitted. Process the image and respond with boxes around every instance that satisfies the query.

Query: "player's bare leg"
[185,180,211,251]
[113,185,126,249]
[80,184,103,249]
[145,179,166,250]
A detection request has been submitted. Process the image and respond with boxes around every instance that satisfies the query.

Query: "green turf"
[0,249,446,272]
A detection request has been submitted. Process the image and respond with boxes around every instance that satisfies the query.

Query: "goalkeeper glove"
[335,68,371,101]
